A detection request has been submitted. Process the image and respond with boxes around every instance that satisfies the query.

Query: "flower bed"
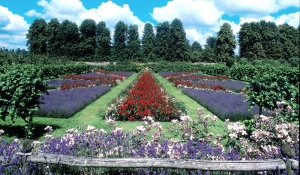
[160,72,246,92]
[46,71,133,89]
[106,70,186,122]
[35,86,111,118]
[182,88,268,121]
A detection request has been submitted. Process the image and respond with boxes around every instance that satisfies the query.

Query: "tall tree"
[259,21,282,60]
[127,24,140,61]
[47,18,61,57]
[202,46,215,62]
[141,22,156,60]
[278,23,299,59]
[78,19,97,59]
[188,41,203,62]
[96,21,111,60]
[58,19,80,60]
[155,21,172,61]
[112,21,128,60]
[238,22,263,59]
[26,18,48,55]
[215,22,236,62]
[170,18,189,62]
[205,36,217,50]
[191,41,203,53]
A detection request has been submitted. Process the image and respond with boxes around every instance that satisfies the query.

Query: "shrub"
[225,57,235,67]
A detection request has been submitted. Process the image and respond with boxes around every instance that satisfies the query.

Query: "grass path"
[1,72,225,142]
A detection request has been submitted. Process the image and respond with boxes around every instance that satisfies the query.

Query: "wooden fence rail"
[1,153,298,172]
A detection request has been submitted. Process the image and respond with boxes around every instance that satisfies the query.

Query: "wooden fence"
[1,152,298,172]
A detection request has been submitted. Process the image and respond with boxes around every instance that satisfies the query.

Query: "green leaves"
[0,67,48,138]
[215,22,236,62]
[26,18,48,55]
[246,73,299,121]
[141,22,156,60]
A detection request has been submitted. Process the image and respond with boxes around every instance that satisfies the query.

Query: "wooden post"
[15,152,32,174]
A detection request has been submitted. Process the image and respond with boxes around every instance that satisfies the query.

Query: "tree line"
[18,18,300,63]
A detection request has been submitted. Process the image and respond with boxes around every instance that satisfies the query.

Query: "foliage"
[229,64,257,81]
[0,68,48,138]
[225,57,235,67]
[141,23,156,61]
[205,36,217,50]
[78,19,97,59]
[246,74,299,121]
[239,20,299,61]
[26,18,48,55]
[47,18,61,57]
[127,24,141,60]
[202,46,215,62]
[215,23,236,62]
[200,64,228,76]
[95,21,111,60]
[58,19,80,60]
[112,21,128,60]
[170,18,189,62]
[155,21,172,61]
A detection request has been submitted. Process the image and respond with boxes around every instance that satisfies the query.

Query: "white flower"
[229,133,237,139]
[171,119,178,124]
[44,126,53,132]
[0,129,4,135]
[136,126,145,132]
[86,125,96,131]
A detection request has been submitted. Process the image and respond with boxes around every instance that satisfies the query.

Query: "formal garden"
[0,61,299,174]
[0,17,299,174]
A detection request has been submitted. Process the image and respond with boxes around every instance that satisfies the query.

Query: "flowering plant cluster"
[160,72,246,93]
[60,75,119,90]
[51,70,133,90]
[174,80,227,91]
[224,113,299,160]
[36,86,111,118]
[106,70,187,121]
[1,107,299,174]
[60,80,116,90]
[94,69,129,78]
[159,72,228,82]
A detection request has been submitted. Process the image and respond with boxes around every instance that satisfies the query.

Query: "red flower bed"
[173,80,226,91]
[108,71,186,122]
[60,71,122,90]
[62,75,121,82]
[60,80,114,90]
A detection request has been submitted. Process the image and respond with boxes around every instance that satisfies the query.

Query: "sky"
[0,0,299,51]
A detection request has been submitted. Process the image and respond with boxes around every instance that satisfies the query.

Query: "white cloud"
[214,0,298,18]
[25,0,146,39]
[0,6,29,49]
[274,12,300,28]
[152,0,223,28]
[185,29,213,47]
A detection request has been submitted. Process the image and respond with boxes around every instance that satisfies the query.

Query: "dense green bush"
[246,74,299,122]
[229,64,257,81]
[198,63,229,76]
[0,68,48,138]
[225,57,235,67]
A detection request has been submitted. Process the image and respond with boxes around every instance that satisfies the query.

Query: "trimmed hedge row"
[0,63,92,79]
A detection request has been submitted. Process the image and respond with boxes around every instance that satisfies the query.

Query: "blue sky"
[0,0,299,50]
